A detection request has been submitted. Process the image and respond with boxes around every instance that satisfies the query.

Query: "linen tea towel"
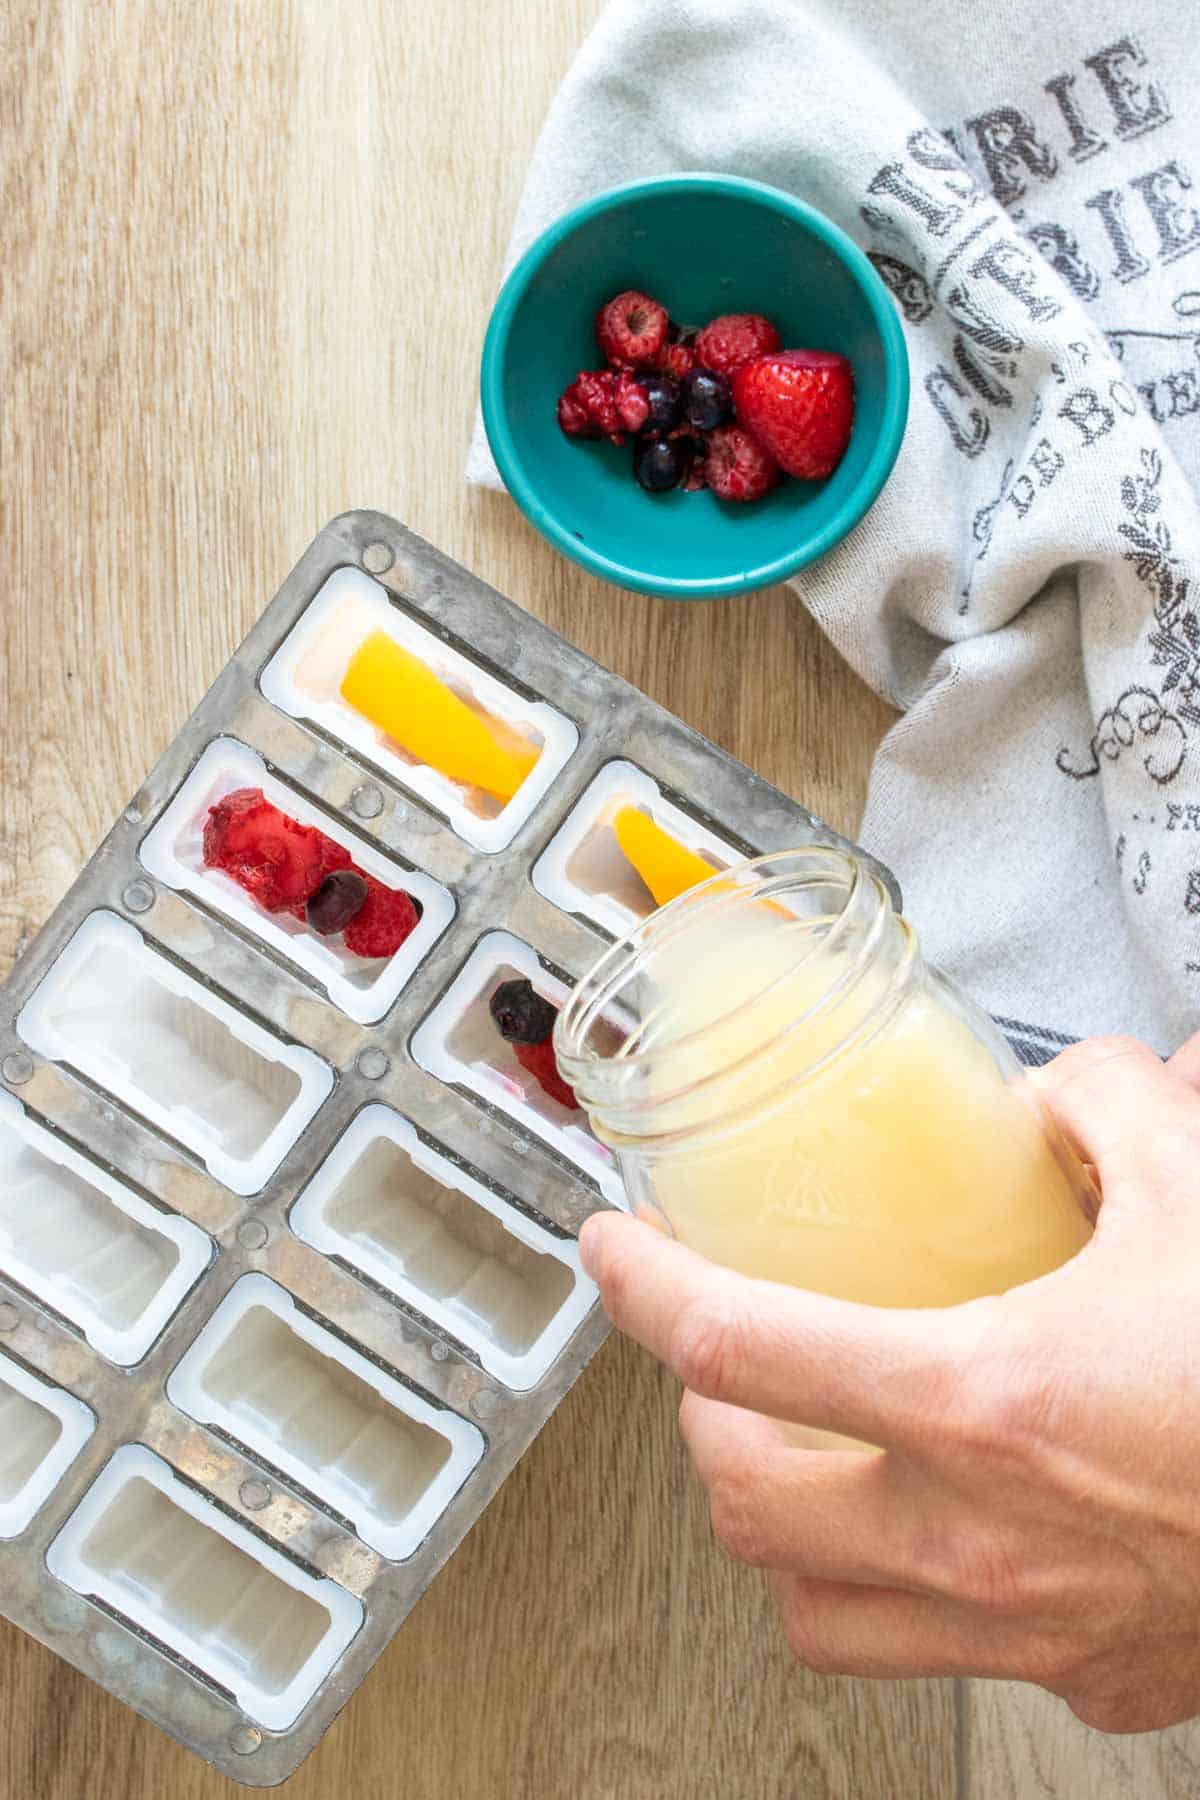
[468,0,1200,1056]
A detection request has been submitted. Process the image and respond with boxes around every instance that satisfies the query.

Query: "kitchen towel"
[467,0,1200,1055]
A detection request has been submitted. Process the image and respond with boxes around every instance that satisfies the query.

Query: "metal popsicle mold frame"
[0,510,899,1785]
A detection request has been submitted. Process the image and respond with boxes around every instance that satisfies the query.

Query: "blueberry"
[641,375,682,432]
[633,434,691,493]
[306,869,369,935]
[490,977,557,1045]
[682,366,732,430]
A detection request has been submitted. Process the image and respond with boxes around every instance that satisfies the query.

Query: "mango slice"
[340,631,538,802]
[613,807,719,908]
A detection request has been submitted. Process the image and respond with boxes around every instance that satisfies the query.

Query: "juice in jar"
[557,850,1093,1310]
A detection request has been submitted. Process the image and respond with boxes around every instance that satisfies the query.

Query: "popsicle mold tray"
[0,512,897,1784]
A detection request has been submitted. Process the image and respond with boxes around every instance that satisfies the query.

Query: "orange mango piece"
[614,807,720,908]
[340,631,538,802]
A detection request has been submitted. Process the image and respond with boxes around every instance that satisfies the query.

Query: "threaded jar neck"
[555,848,917,1156]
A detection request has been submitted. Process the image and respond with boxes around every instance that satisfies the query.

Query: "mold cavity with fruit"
[410,932,624,1206]
[259,568,579,853]
[140,739,454,1025]
[532,760,739,938]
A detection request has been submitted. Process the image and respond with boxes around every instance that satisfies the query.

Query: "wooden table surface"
[4,4,1200,1796]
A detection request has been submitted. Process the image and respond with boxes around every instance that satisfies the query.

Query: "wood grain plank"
[0,2,954,1797]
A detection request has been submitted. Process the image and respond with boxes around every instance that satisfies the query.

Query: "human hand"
[578,1033,1200,1732]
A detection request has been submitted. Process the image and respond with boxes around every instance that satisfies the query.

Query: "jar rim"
[554,846,916,1154]
[556,847,860,1073]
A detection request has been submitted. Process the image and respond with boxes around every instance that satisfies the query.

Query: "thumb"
[1031,1034,1200,1221]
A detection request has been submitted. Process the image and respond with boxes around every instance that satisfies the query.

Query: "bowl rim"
[480,171,910,601]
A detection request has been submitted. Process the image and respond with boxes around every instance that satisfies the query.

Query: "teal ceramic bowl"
[481,173,909,601]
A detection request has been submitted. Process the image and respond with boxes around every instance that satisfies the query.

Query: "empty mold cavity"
[168,1273,483,1558]
[139,738,455,1025]
[532,760,738,938]
[291,1107,596,1389]
[259,566,578,853]
[47,1445,362,1731]
[0,1353,94,1538]
[17,913,333,1197]
[410,933,625,1207]
[0,1093,213,1364]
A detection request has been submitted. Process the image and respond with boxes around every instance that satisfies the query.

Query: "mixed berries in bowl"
[481,173,909,599]
[558,293,854,504]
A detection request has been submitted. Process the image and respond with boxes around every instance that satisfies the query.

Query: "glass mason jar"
[556,848,1094,1309]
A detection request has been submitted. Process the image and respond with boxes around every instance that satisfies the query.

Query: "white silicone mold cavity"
[410,933,624,1207]
[290,1107,596,1389]
[17,913,333,1197]
[0,1094,213,1365]
[168,1273,483,1559]
[259,567,578,853]
[0,1354,94,1539]
[47,1445,363,1731]
[139,739,455,1025]
[532,760,738,938]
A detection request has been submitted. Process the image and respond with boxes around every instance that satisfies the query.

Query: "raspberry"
[490,978,558,1045]
[613,369,650,434]
[694,313,781,377]
[203,788,328,914]
[657,340,696,381]
[595,289,670,369]
[704,423,783,504]
[556,369,623,442]
[341,877,421,958]
[513,1037,578,1110]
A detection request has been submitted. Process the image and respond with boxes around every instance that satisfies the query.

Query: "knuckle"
[707,1468,772,1567]
[668,1295,743,1399]
[1064,1685,1159,1735]
[1051,1033,1153,1080]
[780,1610,841,1676]
[954,1538,1031,1616]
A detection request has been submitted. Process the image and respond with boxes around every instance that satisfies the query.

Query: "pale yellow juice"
[608,908,1092,1308]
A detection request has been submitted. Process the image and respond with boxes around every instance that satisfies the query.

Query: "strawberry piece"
[203,788,329,914]
[731,349,854,481]
[658,340,696,381]
[342,877,421,958]
[613,369,650,434]
[595,289,670,369]
[556,369,623,442]
[704,423,783,504]
[513,1036,578,1110]
[694,313,781,377]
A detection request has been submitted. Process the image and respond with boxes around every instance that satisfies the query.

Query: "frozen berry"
[342,878,421,958]
[633,434,691,493]
[681,367,733,431]
[203,788,328,915]
[490,977,557,1045]
[641,374,682,432]
[658,341,696,381]
[693,313,782,377]
[557,369,622,441]
[513,1037,578,1110]
[682,444,709,491]
[595,289,670,369]
[705,423,783,504]
[613,369,650,434]
[732,349,855,480]
[306,868,369,935]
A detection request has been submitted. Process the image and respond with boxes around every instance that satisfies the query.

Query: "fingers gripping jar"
[556,850,1093,1308]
